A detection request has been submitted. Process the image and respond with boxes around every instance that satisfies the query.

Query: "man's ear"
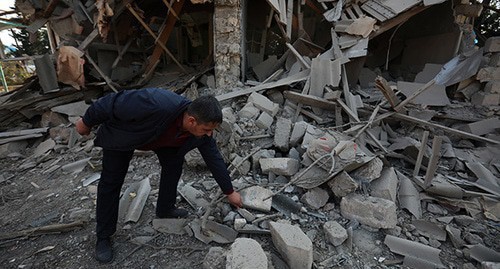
[186,115,197,126]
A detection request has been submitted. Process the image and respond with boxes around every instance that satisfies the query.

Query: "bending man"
[75,88,242,263]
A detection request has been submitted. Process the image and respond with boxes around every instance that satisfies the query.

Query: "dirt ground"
[0,138,499,269]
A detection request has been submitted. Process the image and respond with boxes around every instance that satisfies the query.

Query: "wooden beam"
[84,51,119,93]
[424,136,442,188]
[413,130,429,177]
[142,0,185,79]
[284,90,337,110]
[126,3,186,74]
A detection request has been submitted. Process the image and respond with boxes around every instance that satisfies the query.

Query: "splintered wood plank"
[283,90,337,110]
[142,0,185,78]
[413,131,430,177]
[424,136,443,188]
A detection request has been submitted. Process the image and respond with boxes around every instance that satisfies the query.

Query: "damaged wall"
[214,0,242,89]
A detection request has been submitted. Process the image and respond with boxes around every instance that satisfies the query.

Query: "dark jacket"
[82,88,233,194]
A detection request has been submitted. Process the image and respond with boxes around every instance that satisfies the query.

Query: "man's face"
[186,117,219,137]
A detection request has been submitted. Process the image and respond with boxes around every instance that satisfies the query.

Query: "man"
[75,88,242,263]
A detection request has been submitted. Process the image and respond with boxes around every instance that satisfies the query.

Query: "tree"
[8,28,50,57]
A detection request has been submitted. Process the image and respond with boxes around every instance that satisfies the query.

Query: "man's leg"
[154,147,186,218]
[95,149,134,263]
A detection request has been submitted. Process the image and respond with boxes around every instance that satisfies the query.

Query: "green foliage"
[0,61,33,85]
[8,28,50,57]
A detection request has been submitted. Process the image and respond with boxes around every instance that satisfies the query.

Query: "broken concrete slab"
[226,238,268,269]
[290,121,308,146]
[51,101,90,118]
[255,112,273,129]
[350,157,384,182]
[370,167,398,202]
[384,235,445,268]
[152,218,187,235]
[269,221,313,269]
[240,186,273,212]
[340,194,397,229]
[300,187,329,210]
[238,103,260,120]
[323,220,348,246]
[466,244,500,264]
[259,157,299,176]
[327,171,358,197]
[33,139,56,158]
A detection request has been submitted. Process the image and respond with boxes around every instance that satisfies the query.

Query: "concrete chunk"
[255,111,273,129]
[269,221,313,269]
[203,247,226,269]
[274,117,292,152]
[340,194,397,229]
[460,118,500,136]
[238,103,260,119]
[259,158,299,176]
[323,221,348,246]
[300,187,329,209]
[240,186,273,212]
[484,36,500,53]
[222,107,237,124]
[327,171,359,197]
[370,167,399,202]
[350,157,384,182]
[484,81,500,94]
[290,121,308,146]
[226,238,268,269]
[248,92,280,116]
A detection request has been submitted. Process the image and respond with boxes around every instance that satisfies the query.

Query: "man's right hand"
[227,191,243,208]
[75,118,91,136]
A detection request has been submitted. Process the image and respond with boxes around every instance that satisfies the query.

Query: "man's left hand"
[227,191,242,208]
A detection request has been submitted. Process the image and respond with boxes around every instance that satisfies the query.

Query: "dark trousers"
[96,148,183,239]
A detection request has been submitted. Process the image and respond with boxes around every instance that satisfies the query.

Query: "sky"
[0,0,17,47]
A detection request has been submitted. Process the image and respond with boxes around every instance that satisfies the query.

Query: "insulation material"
[57,46,85,89]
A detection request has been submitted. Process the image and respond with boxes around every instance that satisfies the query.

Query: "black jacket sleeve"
[197,137,234,195]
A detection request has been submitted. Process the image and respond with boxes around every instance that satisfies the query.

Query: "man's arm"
[198,137,242,208]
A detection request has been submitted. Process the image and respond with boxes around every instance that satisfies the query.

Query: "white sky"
[1,0,17,47]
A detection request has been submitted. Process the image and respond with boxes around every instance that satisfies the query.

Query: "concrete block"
[471,92,500,106]
[290,121,308,146]
[222,107,237,124]
[274,117,292,152]
[323,221,348,246]
[251,149,275,170]
[489,52,500,67]
[259,158,299,176]
[226,238,268,269]
[477,67,500,82]
[248,92,280,116]
[327,171,358,197]
[230,154,251,175]
[370,167,398,202]
[484,36,500,53]
[238,103,260,119]
[255,111,273,129]
[340,194,397,229]
[350,157,384,182]
[240,186,273,212]
[484,81,500,94]
[300,187,329,209]
[269,221,313,269]
[0,141,27,158]
[203,247,226,269]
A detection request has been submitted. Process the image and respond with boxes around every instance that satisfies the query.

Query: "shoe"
[156,207,188,218]
[95,238,113,263]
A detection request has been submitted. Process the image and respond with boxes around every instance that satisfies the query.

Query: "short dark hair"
[186,95,223,124]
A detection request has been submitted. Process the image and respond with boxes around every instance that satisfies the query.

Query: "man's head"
[183,95,222,137]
